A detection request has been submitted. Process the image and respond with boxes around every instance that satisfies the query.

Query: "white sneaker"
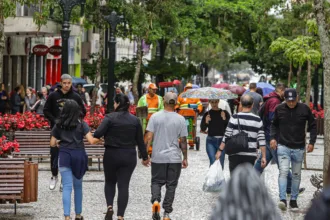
[49,176,58,190]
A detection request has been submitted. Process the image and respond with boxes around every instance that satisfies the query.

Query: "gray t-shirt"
[146,110,188,163]
[245,91,263,115]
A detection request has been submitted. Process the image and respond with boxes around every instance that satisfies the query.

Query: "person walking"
[270,88,316,211]
[76,84,87,105]
[0,83,8,114]
[44,74,86,191]
[11,86,22,114]
[254,83,306,196]
[25,87,37,112]
[210,164,281,220]
[144,92,188,220]
[245,83,263,115]
[31,92,46,115]
[216,94,267,173]
[93,94,150,220]
[137,83,164,132]
[50,100,99,220]
[201,99,230,168]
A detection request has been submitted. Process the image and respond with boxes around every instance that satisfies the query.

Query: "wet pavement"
[0,121,323,220]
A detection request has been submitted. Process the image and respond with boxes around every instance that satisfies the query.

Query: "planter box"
[23,161,38,203]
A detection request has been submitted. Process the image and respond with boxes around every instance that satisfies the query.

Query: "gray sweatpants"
[151,163,182,213]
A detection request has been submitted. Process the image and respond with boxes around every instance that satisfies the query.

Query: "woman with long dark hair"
[93,94,150,220]
[50,99,99,220]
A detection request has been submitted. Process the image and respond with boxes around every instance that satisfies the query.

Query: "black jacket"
[270,102,316,149]
[43,89,86,127]
[11,93,21,114]
[93,111,148,160]
[200,109,230,137]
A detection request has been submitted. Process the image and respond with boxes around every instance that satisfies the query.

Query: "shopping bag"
[203,160,225,192]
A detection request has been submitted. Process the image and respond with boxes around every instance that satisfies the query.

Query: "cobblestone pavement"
[0,121,324,220]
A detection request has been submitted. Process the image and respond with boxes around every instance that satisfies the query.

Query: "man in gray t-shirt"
[145,92,188,220]
[245,83,263,115]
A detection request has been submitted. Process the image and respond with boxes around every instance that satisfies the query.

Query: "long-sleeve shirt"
[200,109,230,137]
[222,112,266,157]
[270,102,317,149]
[93,111,148,160]
[25,95,37,111]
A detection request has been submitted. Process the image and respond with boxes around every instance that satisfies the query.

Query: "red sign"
[49,45,62,56]
[33,45,49,56]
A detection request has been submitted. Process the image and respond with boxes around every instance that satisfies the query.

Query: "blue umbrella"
[72,77,87,86]
[257,82,275,96]
[192,84,200,89]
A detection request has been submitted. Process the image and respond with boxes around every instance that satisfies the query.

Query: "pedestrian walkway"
[0,122,323,220]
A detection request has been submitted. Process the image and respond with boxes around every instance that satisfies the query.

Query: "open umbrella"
[181,87,237,100]
[256,82,275,96]
[192,84,200,89]
[212,83,230,89]
[173,79,181,85]
[229,85,246,95]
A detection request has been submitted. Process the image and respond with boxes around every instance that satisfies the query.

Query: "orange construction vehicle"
[176,83,203,150]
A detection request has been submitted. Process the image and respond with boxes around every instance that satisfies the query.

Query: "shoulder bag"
[225,114,249,155]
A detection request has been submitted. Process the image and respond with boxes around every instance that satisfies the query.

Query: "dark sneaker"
[278,200,287,211]
[105,206,114,220]
[75,216,84,220]
[163,212,171,220]
[189,146,194,150]
[152,201,161,220]
[289,200,299,210]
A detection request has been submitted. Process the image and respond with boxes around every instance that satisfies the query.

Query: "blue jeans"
[59,167,83,217]
[254,141,292,193]
[277,144,304,201]
[206,136,225,169]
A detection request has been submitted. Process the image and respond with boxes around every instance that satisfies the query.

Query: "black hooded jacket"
[43,88,86,127]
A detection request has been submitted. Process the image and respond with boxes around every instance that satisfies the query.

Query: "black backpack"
[258,97,281,121]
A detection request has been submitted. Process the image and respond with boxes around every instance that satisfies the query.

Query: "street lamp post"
[58,0,85,75]
[103,11,124,113]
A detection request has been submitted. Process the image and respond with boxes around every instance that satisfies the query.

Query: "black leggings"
[103,148,137,217]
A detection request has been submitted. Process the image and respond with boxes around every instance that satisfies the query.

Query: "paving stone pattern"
[0,121,323,220]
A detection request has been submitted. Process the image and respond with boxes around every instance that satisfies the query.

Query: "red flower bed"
[310,103,324,119]
[0,112,50,131]
[0,136,20,157]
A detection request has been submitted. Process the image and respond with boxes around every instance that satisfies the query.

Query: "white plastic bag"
[203,160,225,192]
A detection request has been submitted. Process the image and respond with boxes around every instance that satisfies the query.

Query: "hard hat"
[148,83,158,89]
[185,83,193,88]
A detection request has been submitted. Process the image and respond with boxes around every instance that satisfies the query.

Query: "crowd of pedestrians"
[17,75,322,219]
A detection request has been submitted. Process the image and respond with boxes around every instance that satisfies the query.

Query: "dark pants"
[151,163,182,214]
[229,155,256,174]
[103,148,137,217]
[50,147,59,177]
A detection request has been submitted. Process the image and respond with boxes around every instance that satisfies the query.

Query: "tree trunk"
[133,38,142,105]
[305,60,312,107]
[296,65,302,98]
[314,0,330,185]
[0,0,4,83]
[90,28,105,114]
[288,62,292,87]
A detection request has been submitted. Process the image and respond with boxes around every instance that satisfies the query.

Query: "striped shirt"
[222,112,266,157]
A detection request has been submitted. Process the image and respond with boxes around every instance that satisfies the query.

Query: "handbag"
[225,114,249,155]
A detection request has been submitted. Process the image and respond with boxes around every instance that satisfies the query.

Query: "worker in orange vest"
[176,83,203,149]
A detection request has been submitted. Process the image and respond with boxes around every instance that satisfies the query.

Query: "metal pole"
[202,67,205,87]
[108,30,116,113]
[104,11,123,113]
[58,0,84,75]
